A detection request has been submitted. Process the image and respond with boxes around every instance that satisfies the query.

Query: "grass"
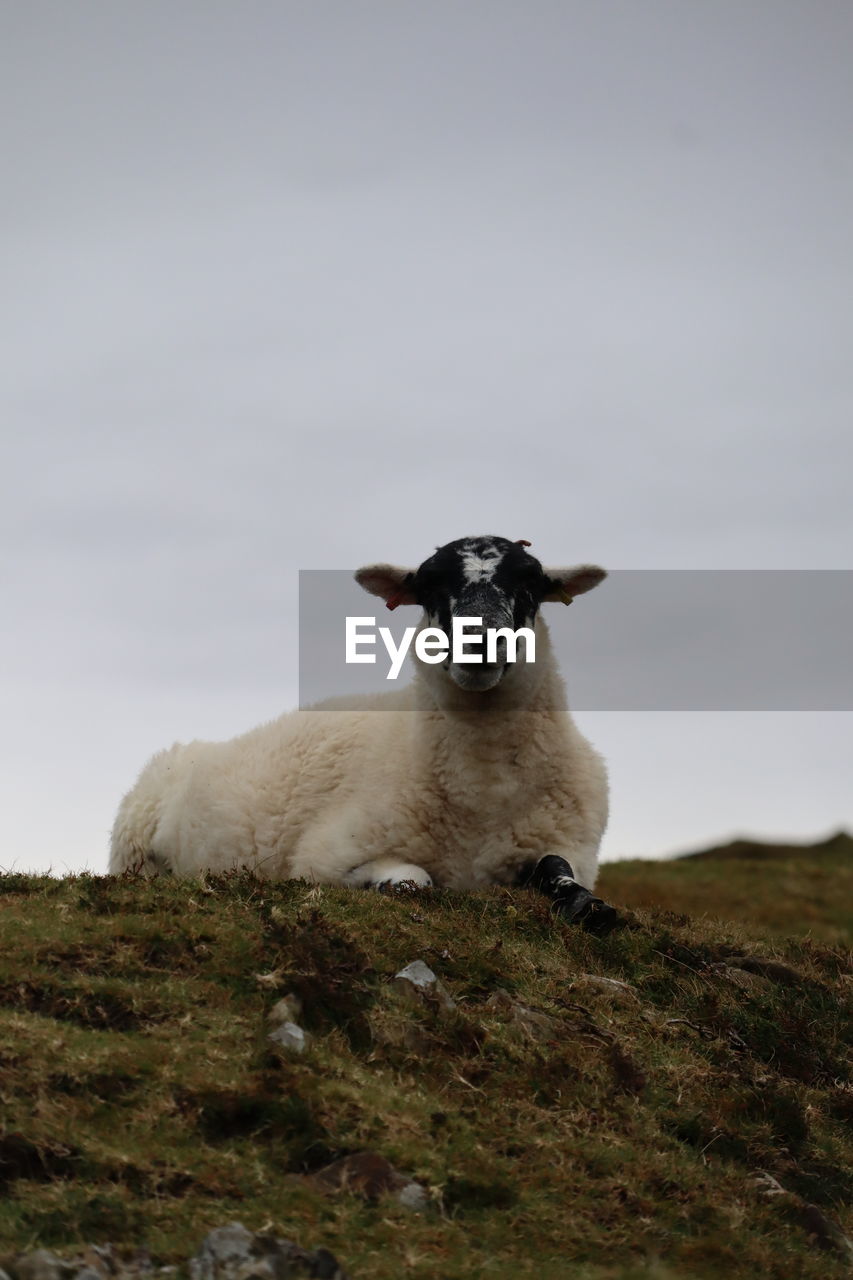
[598,830,853,945]
[0,841,849,1278]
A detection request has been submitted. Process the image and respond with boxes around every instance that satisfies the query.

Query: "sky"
[2,1,852,874]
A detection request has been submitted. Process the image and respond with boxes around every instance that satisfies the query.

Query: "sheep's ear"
[541,564,607,606]
[355,564,418,610]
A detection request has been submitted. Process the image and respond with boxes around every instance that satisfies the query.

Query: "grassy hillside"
[599,831,853,945]
[0,856,849,1279]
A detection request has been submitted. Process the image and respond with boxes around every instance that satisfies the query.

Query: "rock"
[8,1244,173,1280]
[188,1224,257,1280]
[3,1231,345,1280]
[267,993,310,1053]
[268,1021,311,1053]
[267,994,303,1026]
[484,989,560,1040]
[12,1251,76,1280]
[392,961,456,1011]
[753,1171,787,1197]
[396,1181,430,1211]
[188,1223,348,1280]
[313,1151,427,1210]
[572,974,640,1001]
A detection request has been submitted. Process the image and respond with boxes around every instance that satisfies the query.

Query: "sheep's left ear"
[541,564,607,605]
[355,563,419,610]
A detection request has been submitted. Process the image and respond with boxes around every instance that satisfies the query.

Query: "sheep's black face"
[355,535,606,697]
[414,536,548,632]
[413,535,551,692]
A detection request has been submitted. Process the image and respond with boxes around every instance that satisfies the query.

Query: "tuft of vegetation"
[0,845,849,1279]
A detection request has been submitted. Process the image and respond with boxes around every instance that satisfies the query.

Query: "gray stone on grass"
[573,974,640,1001]
[4,1229,344,1280]
[267,1021,311,1053]
[484,989,560,1040]
[189,1223,347,1280]
[11,1252,76,1280]
[392,960,456,1011]
[267,994,303,1026]
[396,1180,430,1211]
[266,992,311,1052]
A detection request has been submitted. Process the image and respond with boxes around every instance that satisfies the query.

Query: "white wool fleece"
[110,619,608,891]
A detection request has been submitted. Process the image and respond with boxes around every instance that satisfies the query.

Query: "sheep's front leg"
[342,857,433,893]
[517,855,621,936]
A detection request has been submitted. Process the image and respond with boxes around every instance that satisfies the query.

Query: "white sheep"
[110,535,618,932]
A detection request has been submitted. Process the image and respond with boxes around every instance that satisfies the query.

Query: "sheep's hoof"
[517,856,622,935]
[562,893,622,936]
[377,878,431,895]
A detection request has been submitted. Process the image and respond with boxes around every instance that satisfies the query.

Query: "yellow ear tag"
[558,589,574,606]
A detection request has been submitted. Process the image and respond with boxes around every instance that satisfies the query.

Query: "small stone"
[190,1224,266,1280]
[13,1251,76,1280]
[392,961,456,1011]
[573,975,639,1000]
[396,1181,430,1211]
[484,989,559,1040]
[188,1223,348,1280]
[268,993,303,1026]
[268,1021,311,1053]
[754,1170,788,1197]
[394,960,437,990]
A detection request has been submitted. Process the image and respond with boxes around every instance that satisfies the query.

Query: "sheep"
[110,535,619,933]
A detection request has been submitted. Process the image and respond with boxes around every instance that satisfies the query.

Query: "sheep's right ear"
[355,564,418,610]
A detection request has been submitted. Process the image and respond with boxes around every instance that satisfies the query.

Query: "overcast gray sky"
[2,1,851,874]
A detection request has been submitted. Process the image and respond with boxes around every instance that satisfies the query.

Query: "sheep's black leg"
[517,855,621,936]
